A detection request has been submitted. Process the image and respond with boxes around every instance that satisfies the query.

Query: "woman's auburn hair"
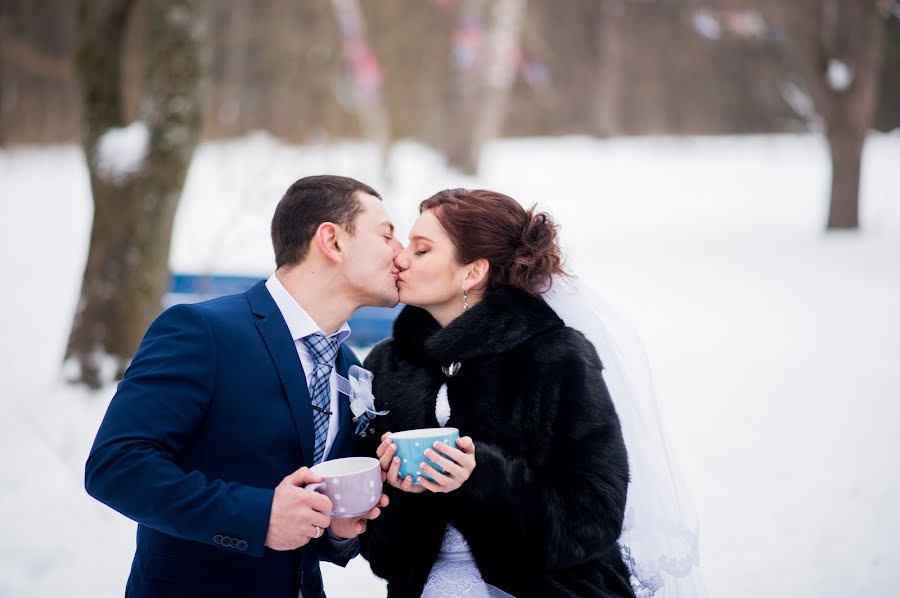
[419,188,566,296]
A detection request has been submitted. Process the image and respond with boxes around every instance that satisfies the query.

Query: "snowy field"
[1,132,898,598]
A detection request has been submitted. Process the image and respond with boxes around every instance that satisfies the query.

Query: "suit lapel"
[247,281,317,467]
[327,345,358,460]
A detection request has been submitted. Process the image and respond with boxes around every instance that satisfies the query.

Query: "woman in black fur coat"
[360,189,635,598]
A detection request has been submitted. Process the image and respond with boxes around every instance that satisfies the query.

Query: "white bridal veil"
[543,277,706,598]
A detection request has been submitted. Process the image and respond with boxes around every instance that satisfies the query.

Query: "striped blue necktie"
[301,332,340,464]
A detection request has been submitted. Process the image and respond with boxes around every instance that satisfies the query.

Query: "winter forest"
[1,1,898,597]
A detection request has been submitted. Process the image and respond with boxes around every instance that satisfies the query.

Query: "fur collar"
[392,285,564,363]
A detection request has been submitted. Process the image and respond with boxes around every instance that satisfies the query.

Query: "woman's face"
[395,210,470,311]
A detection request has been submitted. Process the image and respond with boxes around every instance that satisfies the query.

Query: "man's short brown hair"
[271,175,381,268]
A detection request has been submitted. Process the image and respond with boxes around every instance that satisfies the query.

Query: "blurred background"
[1,1,898,597]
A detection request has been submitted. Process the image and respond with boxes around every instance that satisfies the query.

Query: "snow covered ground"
[1,132,898,597]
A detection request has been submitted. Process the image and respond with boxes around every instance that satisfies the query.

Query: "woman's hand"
[417,436,476,493]
[376,433,426,493]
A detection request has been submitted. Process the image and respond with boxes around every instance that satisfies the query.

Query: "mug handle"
[305,482,326,494]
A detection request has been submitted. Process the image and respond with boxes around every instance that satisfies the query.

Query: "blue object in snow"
[166,273,400,347]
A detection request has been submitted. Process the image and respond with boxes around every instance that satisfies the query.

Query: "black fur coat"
[360,286,635,598]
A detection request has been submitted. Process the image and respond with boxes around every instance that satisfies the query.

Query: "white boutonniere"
[335,365,389,437]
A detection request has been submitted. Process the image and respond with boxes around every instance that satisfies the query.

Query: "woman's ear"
[315,222,343,263]
[463,258,490,291]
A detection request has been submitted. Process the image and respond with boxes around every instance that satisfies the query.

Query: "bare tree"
[472,0,527,166]
[66,0,205,388]
[215,0,251,135]
[445,0,527,174]
[329,0,391,176]
[589,0,627,137]
[806,0,886,230]
[443,0,487,172]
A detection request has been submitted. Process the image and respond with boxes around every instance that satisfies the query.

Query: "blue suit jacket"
[85,281,362,597]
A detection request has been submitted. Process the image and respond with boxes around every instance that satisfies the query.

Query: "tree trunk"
[590,0,626,137]
[330,0,391,177]
[826,124,865,229]
[67,0,205,388]
[446,0,526,175]
[468,0,527,172]
[444,0,487,174]
[216,0,251,135]
[807,0,885,231]
[0,5,8,147]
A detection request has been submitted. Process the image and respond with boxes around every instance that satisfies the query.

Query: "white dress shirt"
[265,274,351,461]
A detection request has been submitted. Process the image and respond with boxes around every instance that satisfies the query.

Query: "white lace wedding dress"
[421,526,514,598]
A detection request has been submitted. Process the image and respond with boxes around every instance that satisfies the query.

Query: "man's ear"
[315,222,344,264]
[463,258,490,291]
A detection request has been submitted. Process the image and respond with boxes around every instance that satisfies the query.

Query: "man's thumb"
[283,466,320,487]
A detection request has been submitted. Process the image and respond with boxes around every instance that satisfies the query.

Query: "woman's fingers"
[379,435,477,494]
[387,455,402,485]
[383,450,426,493]
[416,475,442,493]
[378,438,397,471]
[417,439,476,493]
[456,436,476,454]
[419,462,451,487]
[432,442,475,474]
[399,473,426,493]
[432,441,466,463]
[423,448,463,478]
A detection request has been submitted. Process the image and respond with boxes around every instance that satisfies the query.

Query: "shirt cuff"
[326,528,359,556]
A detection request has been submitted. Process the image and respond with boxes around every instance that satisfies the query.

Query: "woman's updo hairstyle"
[419,188,566,296]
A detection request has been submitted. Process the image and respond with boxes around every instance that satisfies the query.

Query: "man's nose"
[393,250,409,270]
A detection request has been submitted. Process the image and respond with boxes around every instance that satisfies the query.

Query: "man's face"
[341,193,403,307]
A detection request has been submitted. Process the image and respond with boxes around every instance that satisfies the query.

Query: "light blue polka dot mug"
[388,427,460,484]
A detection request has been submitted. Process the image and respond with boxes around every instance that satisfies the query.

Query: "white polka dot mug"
[307,457,383,518]
[387,427,460,484]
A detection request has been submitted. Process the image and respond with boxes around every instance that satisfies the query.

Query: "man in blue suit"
[85,175,403,597]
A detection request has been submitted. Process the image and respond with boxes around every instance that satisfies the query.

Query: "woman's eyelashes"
[414,249,429,256]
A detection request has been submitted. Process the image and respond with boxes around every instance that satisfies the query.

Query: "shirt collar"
[265,273,351,344]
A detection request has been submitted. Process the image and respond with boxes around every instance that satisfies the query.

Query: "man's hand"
[265,467,334,551]
[328,492,390,539]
